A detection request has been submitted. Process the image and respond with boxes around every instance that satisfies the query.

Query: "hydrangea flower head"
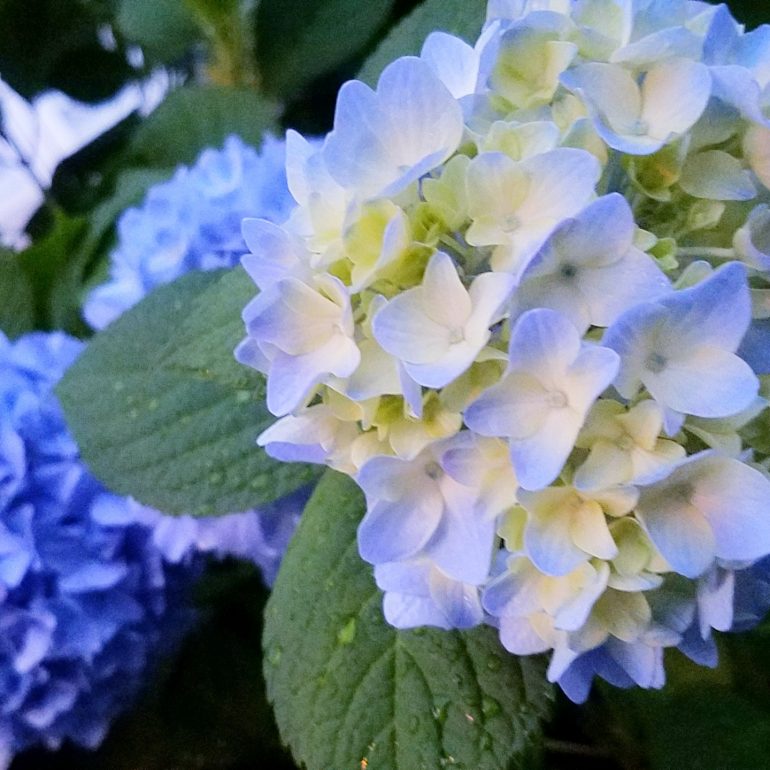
[238,0,770,702]
[0,331,197,764]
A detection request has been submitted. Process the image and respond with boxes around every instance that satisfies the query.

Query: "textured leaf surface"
[358,0,486,86]
[264,470,552,770]
[256,0,395,96]
[162,266,265,390]
[57,268,319,516]
[129,86,280,167]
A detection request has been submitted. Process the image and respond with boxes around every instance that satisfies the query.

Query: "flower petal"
[357,489,444,564]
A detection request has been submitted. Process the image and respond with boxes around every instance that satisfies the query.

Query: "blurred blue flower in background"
[0,331,198,764]
[121,487,307,586]
[84,134,293,330]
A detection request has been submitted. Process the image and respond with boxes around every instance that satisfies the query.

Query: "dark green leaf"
[726,0,770,29]
[0,250,35,339]
[162,266,260,390]
[590,632,770,770]
[129,86,280,167]
[256,0,395,96]
[264,470,552,770]
[115,0,199,63]
[619,683,770,770]
[358,0,486,87]
[18,209,89,334]
[57,268,320,516]
[0,0,133,101]
[358,0,486,86]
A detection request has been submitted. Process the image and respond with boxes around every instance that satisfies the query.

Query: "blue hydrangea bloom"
[118,486,307,586]
[82,133,310,585]
[84,134,294,330]
[0,331,198,764]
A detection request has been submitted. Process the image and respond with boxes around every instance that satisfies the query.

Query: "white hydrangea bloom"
[236,0,770,703]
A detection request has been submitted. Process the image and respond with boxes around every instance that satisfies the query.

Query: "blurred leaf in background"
[127,85,279,167]
[0,0,134,102]
[255,0,395,98]
[113,0,200,66]
[184,0,261,87]
[0,249,35,339]
[567,619,770,770]
[17,209,89,335]
[358,0,486,85]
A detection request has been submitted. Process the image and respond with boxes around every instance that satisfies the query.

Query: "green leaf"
[115,0,200,63]
[129,86,280,167]
[0,250,35,339]
[256,0,395,96]
[163,265,264,390]
[607,676,770,770]
[57,267,320,516]
[183,0,260,88]
[643,687,770,770]
[0,0,133,101]
[18,208,89,335]
[264,470,552,770]
[358,0,487,87]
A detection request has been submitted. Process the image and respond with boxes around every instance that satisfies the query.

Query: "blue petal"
[739,319,770,375]
[357,491,443,565]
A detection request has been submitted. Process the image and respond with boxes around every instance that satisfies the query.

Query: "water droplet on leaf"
[267,645,282,666]
[431,702,448,724]
[481,697,500,718]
